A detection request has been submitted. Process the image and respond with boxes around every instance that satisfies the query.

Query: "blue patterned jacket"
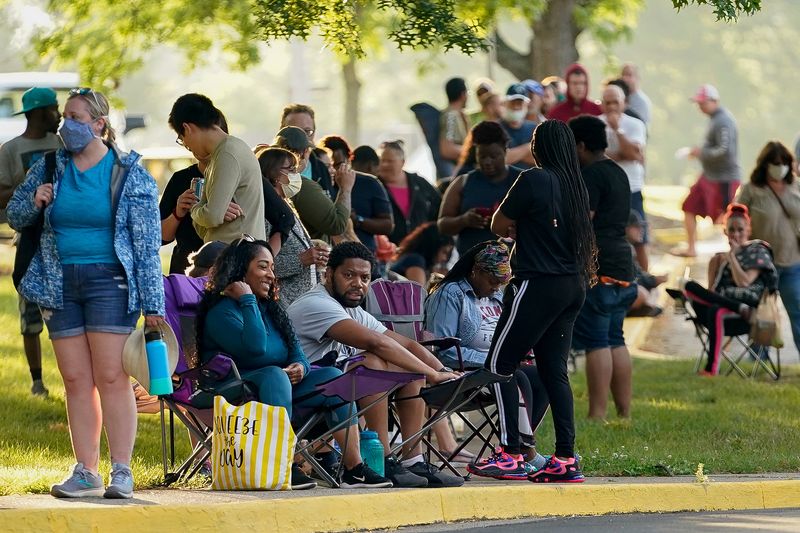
[7,144,165,315]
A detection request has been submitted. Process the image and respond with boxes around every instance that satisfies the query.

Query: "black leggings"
[484,275,585,458]
[684,281,750,373]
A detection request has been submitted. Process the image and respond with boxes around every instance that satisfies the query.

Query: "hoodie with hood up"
[546,63,602,123]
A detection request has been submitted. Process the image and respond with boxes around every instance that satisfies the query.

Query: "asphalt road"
[388,509,800,532]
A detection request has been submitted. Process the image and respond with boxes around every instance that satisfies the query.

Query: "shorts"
[43,263,139,340]
[572,283,638,351]
[630,191,649,244]
[681,175,740,221]
[18,294,43,336]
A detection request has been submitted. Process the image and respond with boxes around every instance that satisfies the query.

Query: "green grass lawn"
[1,265,799,494]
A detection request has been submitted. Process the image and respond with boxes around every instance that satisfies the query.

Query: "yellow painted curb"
[5,481,800,533]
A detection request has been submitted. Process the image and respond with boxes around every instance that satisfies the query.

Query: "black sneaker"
[310,451,340,482]
[291,463,317,490]
[384,455,428,488]
[340,463,393,489]
[406,460,464,488]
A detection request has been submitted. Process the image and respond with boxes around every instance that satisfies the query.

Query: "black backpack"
[12,151,56,288]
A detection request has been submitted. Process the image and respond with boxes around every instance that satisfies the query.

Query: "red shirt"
[546,98,603,123]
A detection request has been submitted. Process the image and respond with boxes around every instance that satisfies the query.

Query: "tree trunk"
[493,0,582,81]
[341,55,361,144]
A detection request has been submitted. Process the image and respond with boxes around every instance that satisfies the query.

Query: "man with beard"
[0,87,62,397]
[287,242,464,489]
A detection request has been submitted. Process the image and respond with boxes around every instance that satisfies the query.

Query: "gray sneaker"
[406,460,465,488]
[104,463,134,499]
[31,379,49,398]
[384,455,427,488]
[50,463,104,498]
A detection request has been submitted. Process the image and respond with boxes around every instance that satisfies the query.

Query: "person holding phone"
[438,121,523,255]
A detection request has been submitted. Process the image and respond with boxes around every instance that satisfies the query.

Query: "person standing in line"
[621,63,652,127]
[672,84,741,258]
[499,84,537,169]
[0,87,62,397]
[169,93,266,243]
[546,64,602,123]
[735,141,800,353]
[7,88,164,499]
[438,77,470,177]
[569,115,636,420]
[468,120,596,483]
[280,104,334,196]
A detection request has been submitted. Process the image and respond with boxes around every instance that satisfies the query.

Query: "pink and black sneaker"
[528,455,585,483]
[466,446,530,480]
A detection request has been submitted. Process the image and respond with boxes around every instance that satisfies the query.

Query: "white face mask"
[281,172,303,198]
[504,108,527,124]
[767,163,789,182]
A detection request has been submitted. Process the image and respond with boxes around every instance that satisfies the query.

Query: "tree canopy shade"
[16,0,763,92]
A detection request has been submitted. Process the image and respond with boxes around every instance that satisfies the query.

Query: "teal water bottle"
[359,430,385,476]
[145,330,173,396]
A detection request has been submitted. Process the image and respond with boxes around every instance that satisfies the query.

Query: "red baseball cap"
[690,84,720,103]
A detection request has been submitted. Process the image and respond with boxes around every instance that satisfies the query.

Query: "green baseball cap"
[14,87,58,115]
[274,126,314,152]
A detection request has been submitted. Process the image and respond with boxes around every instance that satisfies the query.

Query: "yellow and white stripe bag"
[211,396,296,490]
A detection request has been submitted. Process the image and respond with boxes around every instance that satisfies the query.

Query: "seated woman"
[196,236,391,489]
[258,147,329,306]
[389,222,454,287]
[684,204,778,375]
[424,240,549,472]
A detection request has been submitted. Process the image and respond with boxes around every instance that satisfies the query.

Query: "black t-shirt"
[159,165,204,274]
[499,167,579,279]
[582,159,634,281]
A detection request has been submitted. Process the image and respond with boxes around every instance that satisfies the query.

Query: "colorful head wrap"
[474,241,512,284]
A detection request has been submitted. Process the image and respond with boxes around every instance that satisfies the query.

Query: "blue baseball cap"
[506,83,531,103]
[13,87,58,115]
[521,79,544,97]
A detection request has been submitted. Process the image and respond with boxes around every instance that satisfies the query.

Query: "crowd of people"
[0,58,798,499]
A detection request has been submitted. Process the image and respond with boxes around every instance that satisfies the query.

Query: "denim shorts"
[572,283,638,351]
[42,263,139,340]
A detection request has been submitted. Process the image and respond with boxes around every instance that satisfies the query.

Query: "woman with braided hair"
[468,119,597,483]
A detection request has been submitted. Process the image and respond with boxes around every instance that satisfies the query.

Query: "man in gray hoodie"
[672,84,741,257]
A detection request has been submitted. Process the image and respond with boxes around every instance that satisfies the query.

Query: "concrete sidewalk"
[3,475,800,533]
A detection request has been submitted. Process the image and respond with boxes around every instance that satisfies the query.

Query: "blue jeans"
[43,263,139,339]
[777,263,800,353]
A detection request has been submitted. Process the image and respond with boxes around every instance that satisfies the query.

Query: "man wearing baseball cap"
[501,83,536,168]
[521,79,546,125]
[671,84,741,257]
[0,86,62,397]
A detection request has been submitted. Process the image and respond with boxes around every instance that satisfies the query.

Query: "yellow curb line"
[5,481,800,533]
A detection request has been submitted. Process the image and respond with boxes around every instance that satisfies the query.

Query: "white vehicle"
[0,71,79,145]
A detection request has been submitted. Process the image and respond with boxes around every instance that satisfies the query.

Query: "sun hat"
[13,87,58,115]
[122,322,179,391]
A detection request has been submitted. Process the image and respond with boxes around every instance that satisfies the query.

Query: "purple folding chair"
[293,360,424,488]
[159,274,255,485]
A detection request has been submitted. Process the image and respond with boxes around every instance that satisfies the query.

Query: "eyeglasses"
[302,128,315,138]
[69,87,102,112]
[175,137,186,147]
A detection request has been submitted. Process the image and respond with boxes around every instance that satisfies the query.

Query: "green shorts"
[18,294,43,336]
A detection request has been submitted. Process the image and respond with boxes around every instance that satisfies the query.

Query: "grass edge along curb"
[5,481,800,533]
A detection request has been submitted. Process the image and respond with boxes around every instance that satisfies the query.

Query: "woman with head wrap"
[424,240,549,471]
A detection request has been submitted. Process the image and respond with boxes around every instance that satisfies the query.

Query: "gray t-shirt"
[626,91,652,126]
[0,133,62,220]
[287,283,387,363]
[699,107,741,183]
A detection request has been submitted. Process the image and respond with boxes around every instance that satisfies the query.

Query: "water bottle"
[145,330,173,396]
[359,430,385,476]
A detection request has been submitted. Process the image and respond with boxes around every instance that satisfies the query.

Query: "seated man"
[287,242,464,488]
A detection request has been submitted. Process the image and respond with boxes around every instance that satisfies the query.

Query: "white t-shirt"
[466,297,502,352]
[287,283,388,363]
[601,113,646,193]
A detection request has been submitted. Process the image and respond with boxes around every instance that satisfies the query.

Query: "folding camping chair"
[292,359,425,488]
[159,274,255,485]
[366,278,510,476]
[667,287,781,380]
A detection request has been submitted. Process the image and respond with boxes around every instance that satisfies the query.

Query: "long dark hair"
[531,120,598,286]
[749,141,795,186]
[396,222,453,269]
[428,240,492,295]
[195,238,299,363]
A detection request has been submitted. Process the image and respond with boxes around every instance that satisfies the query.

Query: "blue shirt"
[50,150,118,264]
[501,120,537,170]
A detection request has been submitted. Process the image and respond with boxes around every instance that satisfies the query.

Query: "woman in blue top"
[195,236,391,489]
[7,88,165,500]
[424,240,549,471]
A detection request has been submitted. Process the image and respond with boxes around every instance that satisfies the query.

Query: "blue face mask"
[59,118,97,153]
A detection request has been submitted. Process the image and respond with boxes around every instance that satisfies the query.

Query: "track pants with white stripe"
[484,275,585,458]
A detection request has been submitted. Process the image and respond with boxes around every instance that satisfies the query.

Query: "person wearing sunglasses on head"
[7,87,165,500]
